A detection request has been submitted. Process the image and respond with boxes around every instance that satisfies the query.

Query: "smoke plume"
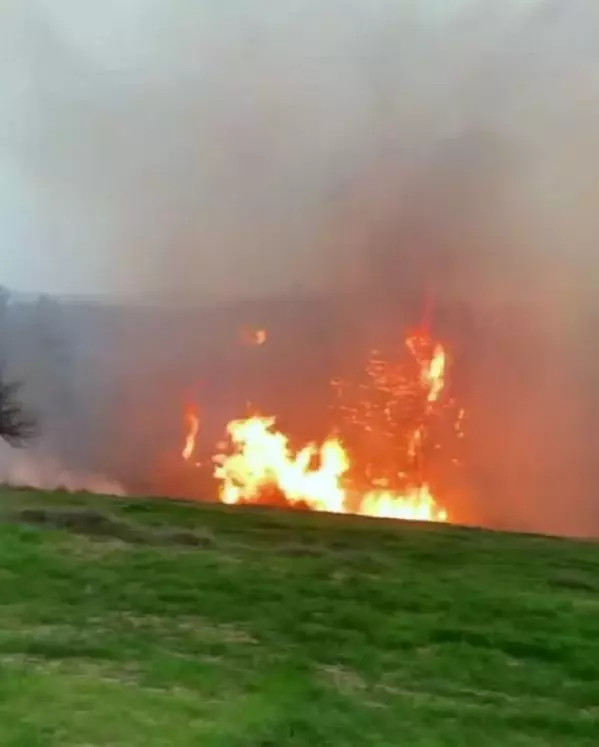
[2,0,599,535]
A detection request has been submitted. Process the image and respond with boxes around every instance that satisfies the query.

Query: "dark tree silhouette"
[0,374,37,447]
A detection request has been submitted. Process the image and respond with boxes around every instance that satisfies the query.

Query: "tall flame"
[182,407,200,462]
[406,330,447,403]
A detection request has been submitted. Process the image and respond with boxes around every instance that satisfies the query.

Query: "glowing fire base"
[213,416,448,523]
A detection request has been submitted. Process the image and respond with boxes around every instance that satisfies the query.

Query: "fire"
[406,330,446,403]
[182,407,200,462]
[213,416,348,513]
[359,484,447,522]
[212,415,448,521]
[254,329,267,346]
[423,344,446,403]
[183,325,460,524]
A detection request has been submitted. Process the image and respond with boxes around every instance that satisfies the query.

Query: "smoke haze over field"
[2,0,599,535]
[1,0,599,302]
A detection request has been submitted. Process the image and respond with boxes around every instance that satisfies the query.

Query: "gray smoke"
[2,0,599,534]
[3,0,597,300]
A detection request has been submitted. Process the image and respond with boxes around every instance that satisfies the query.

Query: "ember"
[240,326,267,346]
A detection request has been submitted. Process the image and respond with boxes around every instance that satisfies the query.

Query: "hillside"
[0,489,597,746]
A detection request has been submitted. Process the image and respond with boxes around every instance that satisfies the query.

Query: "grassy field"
[0,490,597,746]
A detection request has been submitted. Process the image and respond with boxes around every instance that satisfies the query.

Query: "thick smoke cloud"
[2,0,597,301]
[2,0,599,535]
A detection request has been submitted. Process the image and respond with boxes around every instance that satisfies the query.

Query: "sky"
[1,0,599,303]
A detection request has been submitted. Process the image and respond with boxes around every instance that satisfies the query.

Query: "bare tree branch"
[0,375,37,447]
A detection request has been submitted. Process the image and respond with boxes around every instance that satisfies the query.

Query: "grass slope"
[0,489,598,746]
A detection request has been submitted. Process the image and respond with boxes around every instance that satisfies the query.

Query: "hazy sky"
[1,0,598,301]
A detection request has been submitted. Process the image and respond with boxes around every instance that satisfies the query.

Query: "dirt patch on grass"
[118,612,259,646]
[11,507,214,549]
[0,652,143,686]
[15,507,145,541]
[318,664,368,695]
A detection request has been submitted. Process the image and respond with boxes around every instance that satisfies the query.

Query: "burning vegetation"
[181,323,463,523]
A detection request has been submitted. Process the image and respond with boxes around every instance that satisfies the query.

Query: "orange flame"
[182,407,200,462]
[360,484,448,522]
[180,327,462,523]
[213,416,348,513]
[254,329,267,346]
[423,344,446,403]
[406,331,446,403]
[213,415,448,522]
[404,333,448,467]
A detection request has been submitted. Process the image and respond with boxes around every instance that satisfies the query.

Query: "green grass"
[0,488,597,746]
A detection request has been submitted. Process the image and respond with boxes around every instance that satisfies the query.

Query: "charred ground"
[0,487,598,746]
